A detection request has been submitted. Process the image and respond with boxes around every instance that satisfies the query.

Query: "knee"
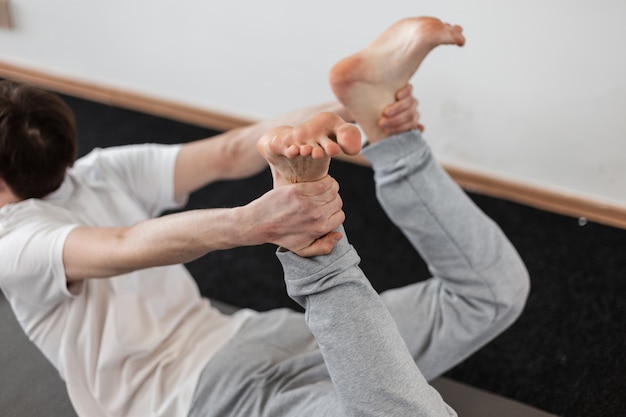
[493,257,530,327]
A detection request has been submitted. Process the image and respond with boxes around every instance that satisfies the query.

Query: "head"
[0,81,77,201]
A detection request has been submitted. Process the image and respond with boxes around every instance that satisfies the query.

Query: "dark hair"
[0,81,77,199]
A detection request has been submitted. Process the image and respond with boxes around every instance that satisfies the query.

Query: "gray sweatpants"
[188,130,530,417]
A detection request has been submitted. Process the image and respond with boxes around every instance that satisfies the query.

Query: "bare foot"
[256,112,362,187]
[329,17,465,143]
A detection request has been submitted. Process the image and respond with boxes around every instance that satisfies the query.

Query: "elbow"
[103,227,142,276]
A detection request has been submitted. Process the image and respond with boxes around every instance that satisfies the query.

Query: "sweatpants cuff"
[360,129,431,171]
[275,226,361,306]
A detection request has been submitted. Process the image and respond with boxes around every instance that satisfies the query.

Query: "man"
[0,16,529,417]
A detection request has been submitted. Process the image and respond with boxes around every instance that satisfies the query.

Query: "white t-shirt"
[0,144,253,417]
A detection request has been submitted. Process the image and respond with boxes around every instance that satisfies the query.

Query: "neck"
[0,181,20,208]
[0,195,19,209]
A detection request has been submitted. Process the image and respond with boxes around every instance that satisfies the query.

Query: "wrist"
[230,203,270,248]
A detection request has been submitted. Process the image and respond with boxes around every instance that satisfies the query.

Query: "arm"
[64,176,344,282]
[173,101,349,200]
[173,85,420,200]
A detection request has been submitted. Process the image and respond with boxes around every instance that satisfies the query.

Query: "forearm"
[213,101,350,179]
[118,208,249,266]
[64,177,344,282]
[175,101,349,197]
[176,86,419,196]
[64,207,251,281]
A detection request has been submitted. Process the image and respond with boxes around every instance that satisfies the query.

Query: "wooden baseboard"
[337,154,626,229]
[442,164,626,229]
[0,60,254,131]
[1,60,625,230]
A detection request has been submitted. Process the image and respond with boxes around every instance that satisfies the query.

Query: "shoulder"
[0,198,78,265]
[0,200,78,298]
[0,198,73,230]
[0,200,77,260]
[72,144,181,186]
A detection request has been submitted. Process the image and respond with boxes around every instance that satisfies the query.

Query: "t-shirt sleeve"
[0,208,79,313]
[79,144,186,217]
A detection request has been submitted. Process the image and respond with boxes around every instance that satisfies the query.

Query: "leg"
[361,130,530,380]
[328,16,529,380]
[258,113,456,416]
[188,309,345,417]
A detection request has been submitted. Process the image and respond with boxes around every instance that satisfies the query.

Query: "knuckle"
[311,207,324,221]
[285,185,298,197]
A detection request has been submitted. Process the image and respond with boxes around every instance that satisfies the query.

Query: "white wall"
[1,0,625,207]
